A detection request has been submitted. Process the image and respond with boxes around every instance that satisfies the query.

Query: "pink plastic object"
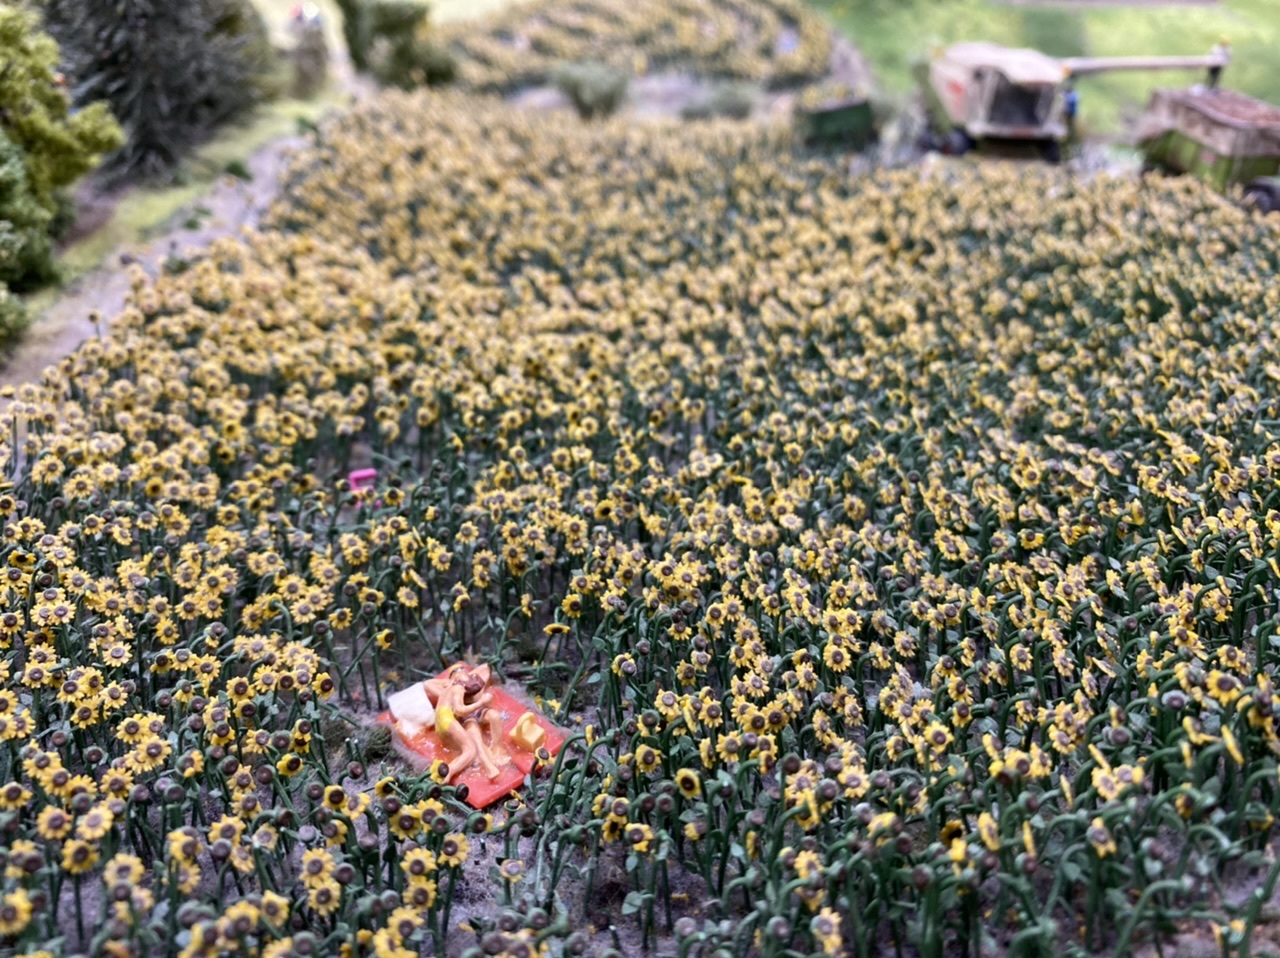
[348,468,378,491]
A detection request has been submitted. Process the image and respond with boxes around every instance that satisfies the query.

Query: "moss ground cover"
[3,86,1280,958]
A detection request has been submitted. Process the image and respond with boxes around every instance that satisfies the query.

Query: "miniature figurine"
[422,664,506,782]
[382,663,567,808]
[290,2,329,101]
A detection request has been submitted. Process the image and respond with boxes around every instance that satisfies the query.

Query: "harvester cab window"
[989,74,1052,127]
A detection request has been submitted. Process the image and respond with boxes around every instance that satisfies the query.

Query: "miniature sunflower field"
[2,86,1280,958]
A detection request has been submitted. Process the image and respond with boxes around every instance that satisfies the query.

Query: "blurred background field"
[804,0,1280,134]
[21,0,1280,326]
[253,0,516,37]
[257,0,1280,137]
[30,0,1280,299]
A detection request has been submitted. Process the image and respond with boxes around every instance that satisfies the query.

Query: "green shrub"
[333,0,430,73]
[0,6,123,211]
[0,283,30,348]
[367,0,430,37]
[47,192,77,243]
[0,7,120,293]
[681,82,758,121]
[210,0,286,102]
[333,0,372,71]
[39,0,277,182]
[372,36,458,90]
[553,62,629,120]
[332,0,449,90]
[0,132,56,291]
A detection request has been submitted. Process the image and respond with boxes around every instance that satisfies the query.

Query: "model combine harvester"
[916,42,1228,161]
[910,41,1280,211]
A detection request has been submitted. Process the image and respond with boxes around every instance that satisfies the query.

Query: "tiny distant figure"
[291,2,323,25]
[290,2,329,99]
[1208,37,1231,90]
[1063,80,1079,142]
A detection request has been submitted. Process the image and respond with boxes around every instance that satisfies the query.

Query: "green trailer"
[793,83,875,150]
[1137,87,1280,212]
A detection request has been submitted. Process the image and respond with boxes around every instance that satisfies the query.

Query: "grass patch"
[25,86,340,306]
[805,0,1280,132]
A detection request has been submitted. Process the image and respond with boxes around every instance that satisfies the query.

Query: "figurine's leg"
[476,727,504,783]
[481,711,507,763]
[439,724,478,783]
[446,738,477,783]
[467,723,503,780]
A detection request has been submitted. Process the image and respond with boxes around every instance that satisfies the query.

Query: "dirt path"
[0,29,372,392]
[0,138,308,391]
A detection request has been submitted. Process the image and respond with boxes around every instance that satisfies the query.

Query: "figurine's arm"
[454,692,493,717]
[421,677,449,702]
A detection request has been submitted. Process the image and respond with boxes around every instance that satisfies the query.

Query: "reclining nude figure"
[422,664,507,782]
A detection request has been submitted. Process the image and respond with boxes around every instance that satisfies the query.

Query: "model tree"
[0,4,120,328]
[38,0,276,182]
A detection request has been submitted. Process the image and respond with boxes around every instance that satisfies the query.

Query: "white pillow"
[388,682,436,737]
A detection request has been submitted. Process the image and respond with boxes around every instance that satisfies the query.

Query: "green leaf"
[621,891,650,916]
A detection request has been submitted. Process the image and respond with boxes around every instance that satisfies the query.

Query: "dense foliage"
[437,0,832,93]
[0,7,122,215]
[0,131,55,294]
[0,5,121,343]
[3,82,1280,958]
[0,282,30,346]
[38,0,276,182]
[332,0,431,74]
